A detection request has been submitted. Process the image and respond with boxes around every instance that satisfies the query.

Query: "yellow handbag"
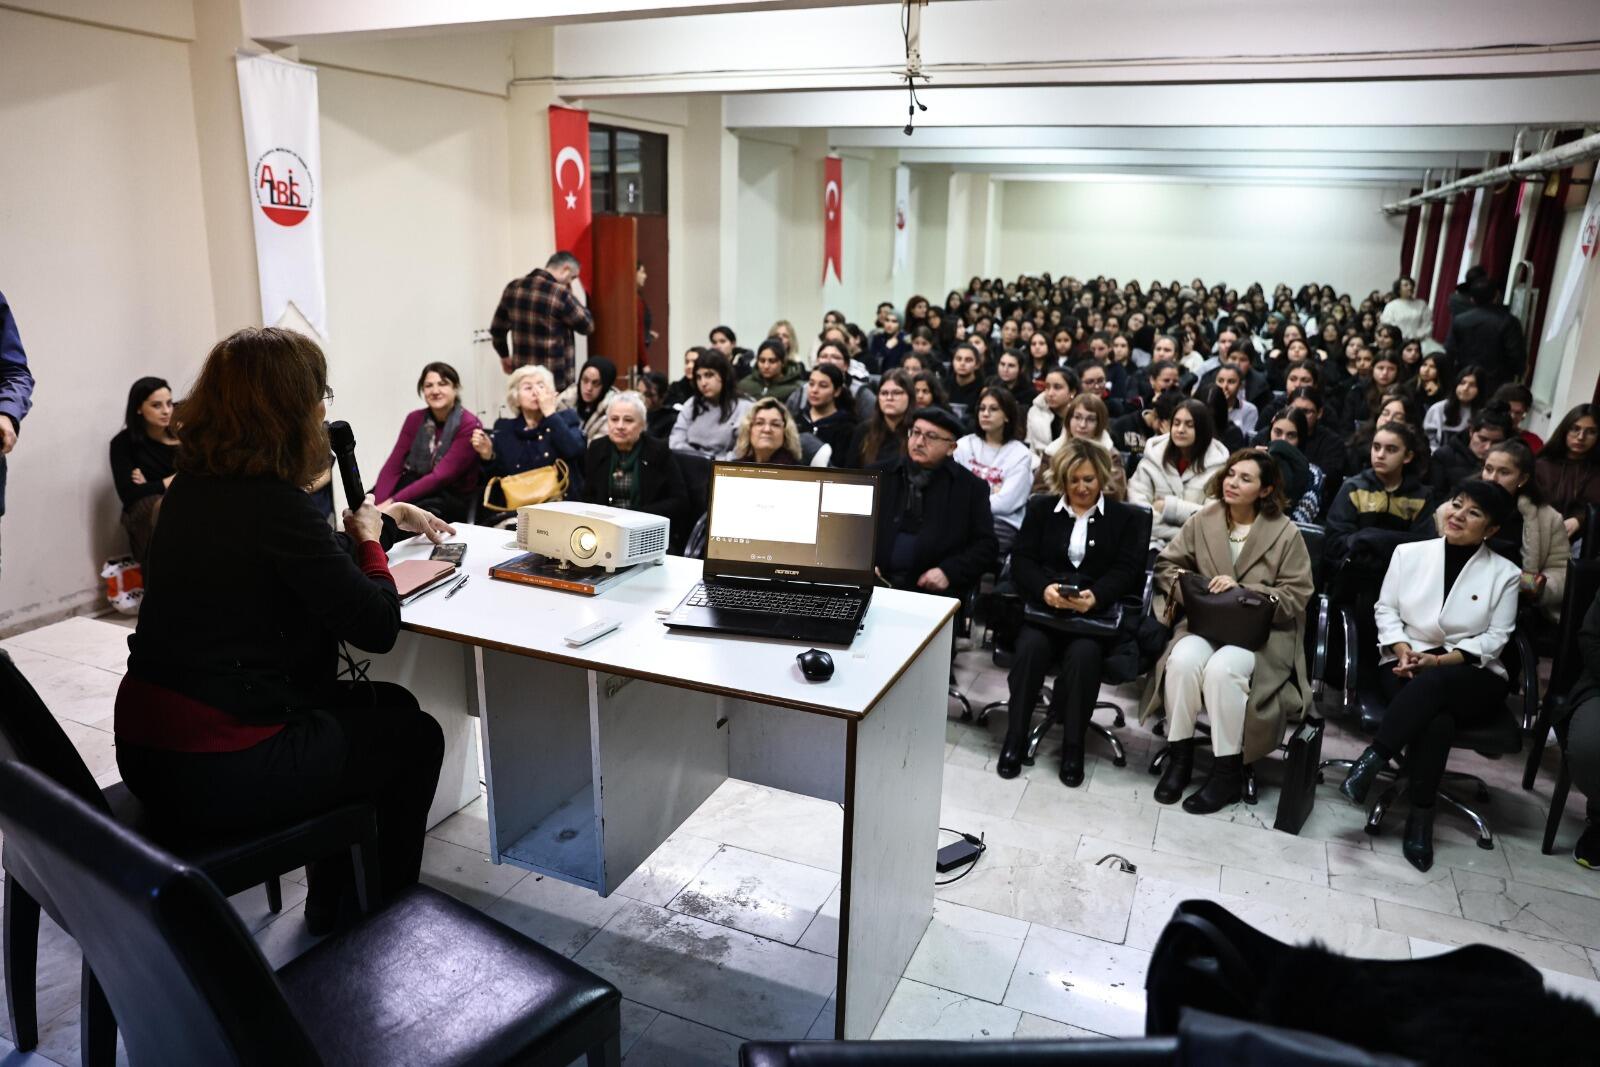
[482,459,568,513]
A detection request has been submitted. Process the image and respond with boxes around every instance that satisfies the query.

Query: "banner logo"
[252,148,314,227]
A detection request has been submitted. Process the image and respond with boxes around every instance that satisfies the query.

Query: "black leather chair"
[0,759,622,1067]
[1522,559,1600,852]
[740,1038,1180,1066]
[0,650,380,1066]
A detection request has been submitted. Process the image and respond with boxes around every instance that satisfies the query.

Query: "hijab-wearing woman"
[670,350,753,457]
[373,361,483,522]
[1142,450,1314,812]
[1422,365,1483,452]
[109,376,180,564]
[1339,480,1520,871]
[473,364,588,507]
[582,390,688,543]
[1000,440,1149,786]
[953,386,1037,556]
[1535,403,1600,540]
[1467,439,1569,626]
[839,370,913,468]
[557,355,619,442]
[728,397,805,465]
[1130,399,1232,551]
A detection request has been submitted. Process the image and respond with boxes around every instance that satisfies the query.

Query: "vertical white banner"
[1546,178,1600,342]
[236,53,328,339]
[893,165,910,275]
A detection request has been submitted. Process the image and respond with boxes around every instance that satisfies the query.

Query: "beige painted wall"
[0,7,218,631]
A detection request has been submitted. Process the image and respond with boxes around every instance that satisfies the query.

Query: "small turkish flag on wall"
[549,106,592,270]
[822,155,843,284]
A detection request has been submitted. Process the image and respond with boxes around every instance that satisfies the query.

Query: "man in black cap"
[872,407,998,604]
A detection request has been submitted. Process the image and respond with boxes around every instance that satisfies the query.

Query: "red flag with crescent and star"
[822,155,843,284]
[549,106,592,270]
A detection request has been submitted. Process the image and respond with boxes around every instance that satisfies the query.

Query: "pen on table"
[443,573,470,599]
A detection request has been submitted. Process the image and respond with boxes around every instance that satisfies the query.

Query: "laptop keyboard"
[687,584,861,621]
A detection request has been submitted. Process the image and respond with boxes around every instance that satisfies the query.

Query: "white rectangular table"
[373,523,955,1039]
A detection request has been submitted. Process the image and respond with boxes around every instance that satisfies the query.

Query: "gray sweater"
[670,397,753,457]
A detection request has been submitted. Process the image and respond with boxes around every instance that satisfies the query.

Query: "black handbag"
[1273,716,1324,834]
[1178,572,1277,651]
[1023,599,1124,637]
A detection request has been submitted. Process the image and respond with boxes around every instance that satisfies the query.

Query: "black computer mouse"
[796,648,834,682]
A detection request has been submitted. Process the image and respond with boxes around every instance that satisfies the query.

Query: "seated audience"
[1486,381,1543,452]
[1113,388,1183,467]
[738,337,805,402]
[1535,403,1600,540]
[1143,449,1313,812]
[582,390,688,541]
[1026,366,1079,454]
[1380,275,1432,340]
[1409,352,1448,407]
[728,397,804,465]
[953,387,1037,556]
[709,324,754,378]
[838,370,912,468]
[1212,363,1259,438]
[670,350,752,457]
[1130,399,1231,551]
[373,362,482,522]
[1024,331,1058,385]
[869,310,908,371]
[637,370,678,440]
[1077,360,1128,419]
[1349,391,1423,461]
[472,364,586,507]
[1135,358,1181,409]
[1286,386,1349,502]
[1001,440,1149,785]
[1422,365,1484,451]
[944,341,985,419]
[666,347,703,407]
[1431,409,1512,497]
[1262,409,1324,524]
[912,369,949,412]
[1339,480,1520,872]
[1200,385,1248,452]
[1561,587,1600,869]
[1470,439,1569,627]
[109,376,180,565]
[795,363,855,458]
[1048,394,1128,501]
[873,407,998,601]
[994,349,1038,408]
[557,355,619,442]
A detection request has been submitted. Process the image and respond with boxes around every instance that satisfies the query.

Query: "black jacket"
[109,429,178,509]
[582,435,689,540]
[1325,467,1435,581]
[873,455,998,594]
[1430,433,1481,497]
[127,474,404,725]
[1011,494,1149,610]
[1444,303,1526,391]
[1300,422,1350,499]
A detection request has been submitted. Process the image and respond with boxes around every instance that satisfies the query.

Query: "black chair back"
[1583,503,1600,561]
[0,761,321,1066]
[1294,523,1327,590]
[675,450,713,520]
[0,651,109,809]
[1551,559,1600,702]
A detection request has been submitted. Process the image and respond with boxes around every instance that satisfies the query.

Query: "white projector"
[515,501,669,572]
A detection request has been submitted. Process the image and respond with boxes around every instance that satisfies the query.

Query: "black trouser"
[118,681,445,908]
[1374,662,1508,805]
[1005,623,1108,756]
[1564,695,1600,819]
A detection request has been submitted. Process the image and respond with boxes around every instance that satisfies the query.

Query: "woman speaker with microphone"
[113,327,453,935]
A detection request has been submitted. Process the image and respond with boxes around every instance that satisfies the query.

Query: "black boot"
[1153,739,1194,805]
[1183,754,1244,814]
[996,741,1023,780]
[1059,746,1085,787]
[1340,746,1388,805]
[1403,805,1435,872]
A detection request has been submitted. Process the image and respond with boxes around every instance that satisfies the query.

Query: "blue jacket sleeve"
[0,291,35,431]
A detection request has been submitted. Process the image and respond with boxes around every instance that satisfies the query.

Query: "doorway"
[589,123,668,381]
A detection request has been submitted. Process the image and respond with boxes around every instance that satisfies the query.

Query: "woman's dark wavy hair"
[692,350,740,421]
[1207,448,1289,518]
[175,327,329,488]
[123,376,171,438]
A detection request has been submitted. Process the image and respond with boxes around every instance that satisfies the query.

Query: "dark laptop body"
[665,462,881,646]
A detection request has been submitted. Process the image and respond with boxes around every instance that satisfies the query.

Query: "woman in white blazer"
[1339,478,1520,873]
[1129,398,1231,551]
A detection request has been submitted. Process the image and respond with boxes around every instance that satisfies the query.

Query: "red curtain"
[1399,189,1422,274]
[1477,182,1520,284]
[1415,197,1446,300]
[1430,181,1477,340]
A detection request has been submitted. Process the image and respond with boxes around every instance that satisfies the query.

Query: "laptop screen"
[705,463,879,584]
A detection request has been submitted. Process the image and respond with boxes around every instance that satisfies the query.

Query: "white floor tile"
[677,780,843,873]
[1012,780,1159,850]
[1375,900,1596,978]
[904,899,1029,1002]
[484,872,628,958]
[795,886,840,956]
[1074,834,1221,893]
[667,846,838,944]
[1542,967,1600,1013]
[624,1012,745,1067]
[1153,808,1329,886]
[872,978,1021,1040]
[1455,869,1600,951]
[1,645,122,727]
[1013,1012,1108,1039]
[3,616,131,673]
[941,763,1029,819]
[428,793,490,855]
[1218,867,1378,927]
[1002,924,1150,1037]
[936,842,1136,943]
[805,992,836,1039]
[419,835,529,911]
[614,832,723,908]
[1325,842,1462,917]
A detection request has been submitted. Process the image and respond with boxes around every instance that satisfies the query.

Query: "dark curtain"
[1399,190,1422,275]
[1415,196,1446,300]
[1477,181,1520,285]
[1430,180,1478,341]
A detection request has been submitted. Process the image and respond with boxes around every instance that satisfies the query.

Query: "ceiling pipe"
[1382,127,1598,214]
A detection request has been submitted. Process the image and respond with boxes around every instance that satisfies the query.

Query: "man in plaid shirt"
[490,251,593,390]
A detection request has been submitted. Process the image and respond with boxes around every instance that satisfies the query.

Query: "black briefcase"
[1273,715,1324,835]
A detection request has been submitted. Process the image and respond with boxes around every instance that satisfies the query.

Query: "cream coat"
[1025,392,1066,455]
[1432,494,1569,622]
[1374,538,1521,680]
[1128,435,1232,548]
[556,384,617,442]
[1140,503,1314,763]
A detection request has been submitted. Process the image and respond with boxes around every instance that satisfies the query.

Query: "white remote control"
[564,618,620,647]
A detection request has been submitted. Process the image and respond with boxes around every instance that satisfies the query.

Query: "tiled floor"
[4,615,1600,1066]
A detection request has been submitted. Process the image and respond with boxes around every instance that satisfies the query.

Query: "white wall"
[997,179,1409,295]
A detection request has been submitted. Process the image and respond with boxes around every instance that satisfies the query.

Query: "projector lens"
[572,527,598,558]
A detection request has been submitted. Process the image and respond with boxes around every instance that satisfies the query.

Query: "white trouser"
[1163,634,1256,757]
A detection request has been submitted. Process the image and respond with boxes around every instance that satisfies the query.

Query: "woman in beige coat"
[1471,439,1569,626]
[1128,398,1232,551]
[1141,449,1314,813]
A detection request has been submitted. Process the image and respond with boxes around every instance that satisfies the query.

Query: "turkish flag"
[822,155,842,284]
[549,106,592,270]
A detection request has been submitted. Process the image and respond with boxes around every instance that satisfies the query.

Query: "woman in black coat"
[582,390,690,546]
[108,376,180,565]
[114,328,453,935]
[1000,439,1150,786]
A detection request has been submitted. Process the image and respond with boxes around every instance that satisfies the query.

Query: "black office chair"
[0,759,622,1067]
[0,650,380,1066]
[1521,559,1600,853]
[1584,502,1600,561]
[742,1038,1180,1066]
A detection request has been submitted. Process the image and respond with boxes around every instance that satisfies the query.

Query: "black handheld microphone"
[326,420,365,512]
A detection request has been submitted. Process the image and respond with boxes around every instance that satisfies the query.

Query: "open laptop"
[665,462,881,646]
